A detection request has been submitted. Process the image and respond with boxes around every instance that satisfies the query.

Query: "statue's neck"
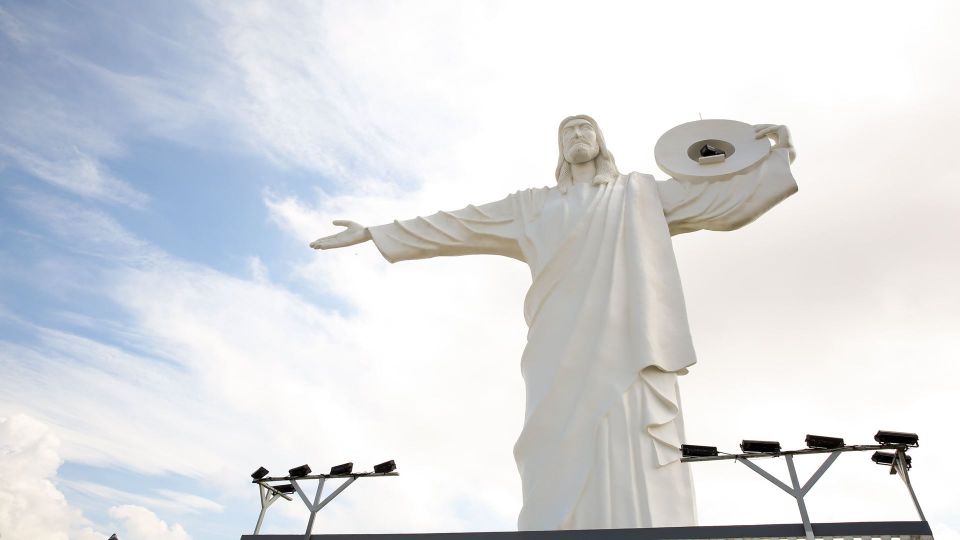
[570,159,597,185]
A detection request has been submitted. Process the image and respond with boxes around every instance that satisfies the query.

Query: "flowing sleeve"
[367,193,525,263]
[657,147,798,236]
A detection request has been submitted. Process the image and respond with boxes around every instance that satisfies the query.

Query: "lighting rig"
[681,430,922,540]
[249,459,398,537]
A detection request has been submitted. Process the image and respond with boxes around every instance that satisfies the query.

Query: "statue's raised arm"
[657,123,798,236]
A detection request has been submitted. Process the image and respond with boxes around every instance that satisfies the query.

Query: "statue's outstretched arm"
[310,194,525,263]
[309,220,371,250]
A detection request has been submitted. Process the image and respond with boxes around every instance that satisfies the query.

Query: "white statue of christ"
[310,116,797,531]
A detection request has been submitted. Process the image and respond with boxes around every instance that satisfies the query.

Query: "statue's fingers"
[332,219,353,228]
[754,125,778,138]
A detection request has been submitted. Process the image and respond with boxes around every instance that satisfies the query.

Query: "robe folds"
[368,148,797,531]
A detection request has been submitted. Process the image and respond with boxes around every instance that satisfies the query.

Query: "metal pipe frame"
[893,448,926,521]
[680,443,907,463]
[256,471,399,483]
[683,443,924,540]
[254,483,294,535]
[250,471,398,537]
[292,476,358,539]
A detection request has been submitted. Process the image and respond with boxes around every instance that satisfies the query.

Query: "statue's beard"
[567,142,597,163]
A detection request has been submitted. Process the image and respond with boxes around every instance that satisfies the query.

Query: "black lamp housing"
[251,466,270,480]
[330,462,354,475]
[374,460,397,474]
[681,444,718,458]
[872,451,912,468]
[741,440,781,453]
[273,483,297,494]
[875,430,919,447]
[805,434,845,449]
[288,464,312,478]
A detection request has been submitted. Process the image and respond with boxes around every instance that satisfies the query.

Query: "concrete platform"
[242,520,933,540]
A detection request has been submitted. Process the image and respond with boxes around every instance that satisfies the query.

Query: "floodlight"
[681,444,718,458]
[273,483,296,494]
[251,466,269,480]
[872,451,912,468]
[740,440,781,453]
[805,434,845,449]
[875,430,919,447]
[330,462,354,475]
[374,460,397,474]
[700,143,725,158]
[288,464,312,477]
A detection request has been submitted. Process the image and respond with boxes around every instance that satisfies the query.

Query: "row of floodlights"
[682,430,918,467]
[252,460,397,482]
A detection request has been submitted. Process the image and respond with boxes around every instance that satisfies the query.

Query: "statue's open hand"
[754,124,796,162]
[309,220,372,250]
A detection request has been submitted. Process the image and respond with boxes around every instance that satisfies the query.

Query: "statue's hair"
[555,114,619,194]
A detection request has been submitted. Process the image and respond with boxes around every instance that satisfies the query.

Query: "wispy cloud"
[62,481,223,515]
[10,190,159,263]
[0,143,147,207]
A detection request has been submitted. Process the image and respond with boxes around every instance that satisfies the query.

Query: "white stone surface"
[310,115,798,531]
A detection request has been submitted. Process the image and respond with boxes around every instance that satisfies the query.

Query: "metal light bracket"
[250,471,398,537]
[683,444,925,540]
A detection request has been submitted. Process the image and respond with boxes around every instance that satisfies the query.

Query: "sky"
[0,1,959,539]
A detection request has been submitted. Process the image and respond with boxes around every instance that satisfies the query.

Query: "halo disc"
[655,119,771,182]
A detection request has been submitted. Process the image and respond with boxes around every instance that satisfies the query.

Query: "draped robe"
[368,148,797,531]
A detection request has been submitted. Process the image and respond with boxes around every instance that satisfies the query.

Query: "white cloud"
[109,505,190,540]
[0,415,105,540]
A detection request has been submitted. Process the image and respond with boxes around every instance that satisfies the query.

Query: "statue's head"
[555,115,619,193]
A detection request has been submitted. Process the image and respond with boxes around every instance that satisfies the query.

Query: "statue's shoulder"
[505,185,555,215]
[511,185,555,200]
[625,171,658,183]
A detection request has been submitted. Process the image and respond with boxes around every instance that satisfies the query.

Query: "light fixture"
[273,483,297,494]
[288,464,312,477]
[875,430,919,447]
[741,440,781,453]
[681,444,718,458]
[805,434,845,449]
[374,460,397,474]
[872,451,912,468]
[251,466,270,480]
[330,462,354,475]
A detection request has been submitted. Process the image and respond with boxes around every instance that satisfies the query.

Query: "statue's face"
[561,119,600,164]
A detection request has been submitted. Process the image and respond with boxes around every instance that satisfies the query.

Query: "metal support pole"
[785,455,814,540]
[253,484,292,535]
[894,448,927,521]
[801,451,841,497]
[736,457,794,495]
[735,451,842,540]
[291,477,358,539]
